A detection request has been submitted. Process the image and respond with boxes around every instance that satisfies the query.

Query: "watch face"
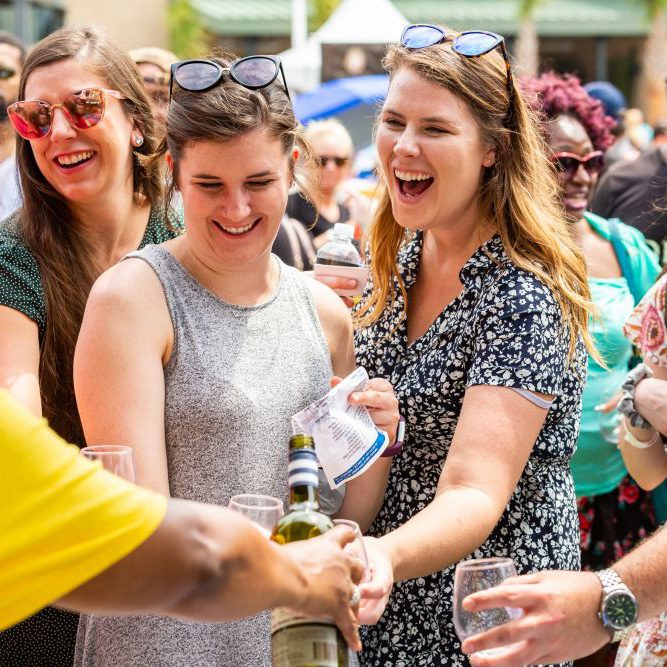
[603,591,638,629]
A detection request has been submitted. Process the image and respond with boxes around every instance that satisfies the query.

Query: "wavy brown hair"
[356,30,597,360]
[16,26,162,445]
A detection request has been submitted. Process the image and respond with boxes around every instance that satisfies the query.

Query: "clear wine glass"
[332,518,370,583]
[228,494,284,538]
[81,445,136,482]
[453,557,522,656]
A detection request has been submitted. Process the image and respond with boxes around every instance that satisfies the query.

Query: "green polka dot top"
[0,206,182,338]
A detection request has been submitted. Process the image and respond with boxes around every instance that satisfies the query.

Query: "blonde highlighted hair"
[356,31,597,361]
[304,117,354,157]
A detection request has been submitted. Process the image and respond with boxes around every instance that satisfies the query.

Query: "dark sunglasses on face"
[169,55,290,102]
[7,87,125,140]
[400,24,514,122]
[550,150,604,179]
[0,66,16,80]
[317,155,349,168]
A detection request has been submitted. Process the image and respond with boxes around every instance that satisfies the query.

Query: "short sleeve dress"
[0,207,181,667]
[623,273,667,368]
[355,233,586,667]
[0,208,180,337]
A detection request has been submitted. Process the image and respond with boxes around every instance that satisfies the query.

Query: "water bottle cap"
[332,223,354,239]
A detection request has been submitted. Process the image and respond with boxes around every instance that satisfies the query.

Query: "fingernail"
[347,280,357,289]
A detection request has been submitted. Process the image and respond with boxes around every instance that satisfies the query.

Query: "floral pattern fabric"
[577,475,656,571]
[616,614,667,666]
[355,233,586,666]
[624,274,667,368]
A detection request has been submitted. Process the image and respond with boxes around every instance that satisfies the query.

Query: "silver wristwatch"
[595,569,638,643]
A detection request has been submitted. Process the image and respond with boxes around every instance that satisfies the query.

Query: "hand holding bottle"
[314,223,368,298]
[282,527,365,651]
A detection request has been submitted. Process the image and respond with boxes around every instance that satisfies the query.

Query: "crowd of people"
[2,19,667,667]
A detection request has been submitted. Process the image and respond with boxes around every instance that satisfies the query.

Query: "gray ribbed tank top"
[75,245,333,667]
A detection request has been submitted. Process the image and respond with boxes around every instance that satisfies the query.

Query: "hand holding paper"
[292,368,391,489]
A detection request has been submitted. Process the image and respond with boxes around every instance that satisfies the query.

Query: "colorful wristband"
[382,416,405,458]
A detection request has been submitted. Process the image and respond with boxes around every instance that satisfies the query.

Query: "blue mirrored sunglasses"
[400,24,514,123]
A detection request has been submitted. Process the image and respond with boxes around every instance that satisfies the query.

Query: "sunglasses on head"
[317,155,349,168]
[170,55,290,102]
[400,24,514,122]
[550,150,604,179]
[7,87,125,140]
[0,66,16,80]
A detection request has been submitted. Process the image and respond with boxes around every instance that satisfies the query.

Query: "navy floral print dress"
[356,233,586,667]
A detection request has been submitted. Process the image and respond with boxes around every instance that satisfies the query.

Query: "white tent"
[280,0,409,92]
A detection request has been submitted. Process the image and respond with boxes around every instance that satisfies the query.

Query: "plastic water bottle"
[313,223,368,298]
[315,223,362,268]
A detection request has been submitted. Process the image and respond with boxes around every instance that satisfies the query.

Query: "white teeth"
[219,221,255,235]
[394,169,432,182]
[57,151,94,166]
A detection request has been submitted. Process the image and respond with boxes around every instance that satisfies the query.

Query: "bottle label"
[271,608,340,667]
[291,367,388,489]
[288,448,319,488]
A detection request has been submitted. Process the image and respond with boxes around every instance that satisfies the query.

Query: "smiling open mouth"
[212,218,261,236]
[55,150,96,169]
[395,169,434,198]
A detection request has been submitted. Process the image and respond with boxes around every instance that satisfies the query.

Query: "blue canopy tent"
[293,74,389,122]
[293,75,389,150]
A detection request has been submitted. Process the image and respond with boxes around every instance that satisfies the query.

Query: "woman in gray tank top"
[73,54,399,666]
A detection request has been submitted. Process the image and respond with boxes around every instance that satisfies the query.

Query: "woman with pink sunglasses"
[0,26,180,664]
[525,72,660,667]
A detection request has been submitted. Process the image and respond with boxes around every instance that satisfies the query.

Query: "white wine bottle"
[270,434,349,667]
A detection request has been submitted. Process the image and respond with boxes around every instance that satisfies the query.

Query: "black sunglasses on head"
[170,56,290,102]
[400,24,514,123]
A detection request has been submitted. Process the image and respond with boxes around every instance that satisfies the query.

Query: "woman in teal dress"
[526,71,660,666]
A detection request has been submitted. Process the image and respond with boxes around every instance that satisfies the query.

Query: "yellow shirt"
[0,390,167,630]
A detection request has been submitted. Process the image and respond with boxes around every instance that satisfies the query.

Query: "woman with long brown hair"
[0,26,179,665]
[322,24,597,665]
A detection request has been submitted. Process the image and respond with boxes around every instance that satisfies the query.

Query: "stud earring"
[132,131,144,147]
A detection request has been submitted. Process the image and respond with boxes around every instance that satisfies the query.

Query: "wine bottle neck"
[287,444,320,509]
[289,484,319,509]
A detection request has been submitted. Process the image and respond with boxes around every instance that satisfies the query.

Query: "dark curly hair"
[522,72,616,152]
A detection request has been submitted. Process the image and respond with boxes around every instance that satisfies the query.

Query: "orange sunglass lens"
[8,102,51,139]
[63,90,105,129]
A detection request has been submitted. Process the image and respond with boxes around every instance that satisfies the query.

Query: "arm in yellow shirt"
[0,390,364,651]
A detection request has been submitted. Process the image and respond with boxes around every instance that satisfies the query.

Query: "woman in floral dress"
[328,23,599,666]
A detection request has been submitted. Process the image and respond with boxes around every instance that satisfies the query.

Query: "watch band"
[595,569,638,643]
[381,416,405,458]
[596,568,623,590]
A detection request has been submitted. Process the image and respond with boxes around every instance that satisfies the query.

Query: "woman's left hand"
[358,536,394,625]
[332,376,400,444]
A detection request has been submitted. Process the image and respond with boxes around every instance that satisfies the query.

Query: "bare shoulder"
[88,256,165,315]
[303,275,352,335]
